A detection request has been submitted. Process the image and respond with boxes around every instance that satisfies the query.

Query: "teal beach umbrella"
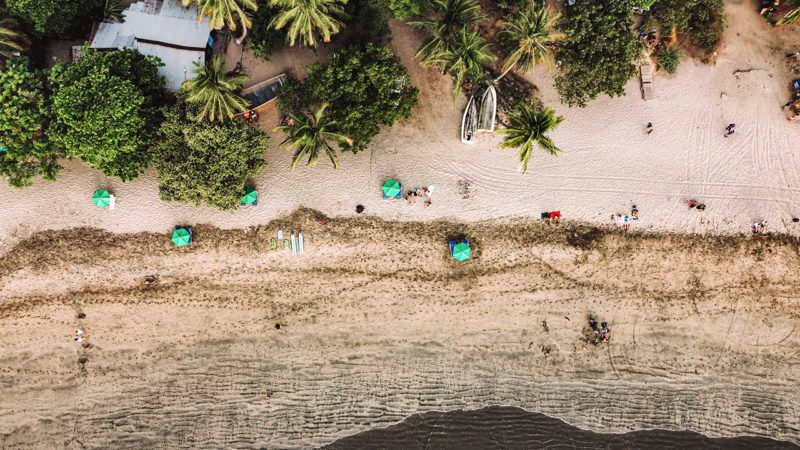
[452,242,471,261]
[241,187,257,205]
[172,227,192,247]
[92,189,111,208]
[382,179,401,198]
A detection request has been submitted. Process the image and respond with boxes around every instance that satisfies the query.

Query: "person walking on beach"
[646,122,653,135]
[724,123,735,137]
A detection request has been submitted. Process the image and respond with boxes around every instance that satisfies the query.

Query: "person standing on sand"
[724,123,735,137]
[646,122,653,135]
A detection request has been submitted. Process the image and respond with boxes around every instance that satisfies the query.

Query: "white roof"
[90,0,210,91]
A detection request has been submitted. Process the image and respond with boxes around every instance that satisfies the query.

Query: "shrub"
[6,0,100,36]
[279,43,418,152]
[0,58,61,187]
[48,48,165,180]
[555,0,643,107]
[152,100,268,210]
[650,0,726,54]
[249,4,288,59]
[657,47,681,74]
[386,0,426,21]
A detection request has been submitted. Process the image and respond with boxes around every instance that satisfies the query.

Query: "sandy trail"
[0,211,798,447]
[2,2,800,254]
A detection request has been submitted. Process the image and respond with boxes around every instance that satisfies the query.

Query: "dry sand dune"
[1,211,799,447]
[1,2,800,255]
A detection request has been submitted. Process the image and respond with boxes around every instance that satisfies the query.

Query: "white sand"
[1,2,799,247]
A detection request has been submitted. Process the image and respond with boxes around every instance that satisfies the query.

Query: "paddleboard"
[290,232,297,256]
[277,228,283,240]
[299,232,304,254]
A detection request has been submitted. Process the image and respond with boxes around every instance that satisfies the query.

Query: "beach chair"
[540,212,550,220]
[270,238,277,249]
[449,240,456,256]
[550,211,561,219]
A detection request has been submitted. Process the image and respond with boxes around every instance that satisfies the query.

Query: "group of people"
[752,220,769,235]
[588,318,611,345]
[688,199,706,211]
[612,205,638,230]
[406,186,434,207]
[243,110,259,124]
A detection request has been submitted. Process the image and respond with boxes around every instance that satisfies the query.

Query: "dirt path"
[1,211,798,447]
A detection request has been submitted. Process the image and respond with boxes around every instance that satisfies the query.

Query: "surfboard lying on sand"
[299,232,305,254]
[291,232,297,256]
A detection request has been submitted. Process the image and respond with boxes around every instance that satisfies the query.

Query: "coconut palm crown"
[183,55,250,122]
[423,28,495,98]
[268,0,348,48]
[184,0,257,40]
[498,100,564,174]
[414,0,484,64]
[778,0,800,25]
[497,2,564,80]
[0,13,28,60]
[275,103,353,170]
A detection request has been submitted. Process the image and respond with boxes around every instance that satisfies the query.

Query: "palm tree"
[275,103,353,170]
[498,100,564,174]
[778,0,800,25]
[183,55,250,122]
[496,2,564,80]
[0,13,28,60]
[268,0,348,48]
[423,28,495,98]
[183,0,257,42]
[415,0,485,64]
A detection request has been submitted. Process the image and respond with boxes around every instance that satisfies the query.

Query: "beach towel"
[540,212,550,220]
[549,211,561,219]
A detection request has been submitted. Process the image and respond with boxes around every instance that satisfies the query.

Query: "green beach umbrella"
[241,187,257,205]
[92,189,111,208]
[382,179,401,198]
[452,242,471,262]
[171,227,192,247]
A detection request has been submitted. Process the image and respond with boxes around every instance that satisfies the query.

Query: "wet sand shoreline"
[1,210,798,447]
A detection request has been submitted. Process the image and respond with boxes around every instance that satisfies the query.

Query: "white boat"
[461,96,478,144]
[477,86,497,132]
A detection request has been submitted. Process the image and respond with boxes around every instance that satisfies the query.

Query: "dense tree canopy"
[650,0,725,54]
[0,59,61,187]
[152,100,268,210]
[6,0,99,36]
[555,1,642,107]
[279,43,418,152]
[48,48,164,180]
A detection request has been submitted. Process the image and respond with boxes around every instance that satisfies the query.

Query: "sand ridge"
[0,211,798,447]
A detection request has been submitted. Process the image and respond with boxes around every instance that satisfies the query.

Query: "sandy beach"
[1,2,800,254]
[0,212,798,447]
[2,1,800,447]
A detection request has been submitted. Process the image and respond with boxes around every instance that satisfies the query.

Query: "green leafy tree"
[278,43,418,152]
[183,55,250,122]
[498,100,564,174]
[0,12,29,59]
[268,0,348,48]
[650,0,725,53]
[276,103,352,170]
[6,0,100,36]
[184,0,257,41]
[555,1,643,107]
[249,3,289,58]
[778,0,800,25]
[48,48,165,180]
[0,59,61,187]
[414,0,484,64]
[497,2,564,80]
[423,28,495,98]
[385,0,426,21]
[152,100,268,209]
[656,46,681,74]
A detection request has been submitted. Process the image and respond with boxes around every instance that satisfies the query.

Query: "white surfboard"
[290,232,297,256]
[299,232,305,254]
